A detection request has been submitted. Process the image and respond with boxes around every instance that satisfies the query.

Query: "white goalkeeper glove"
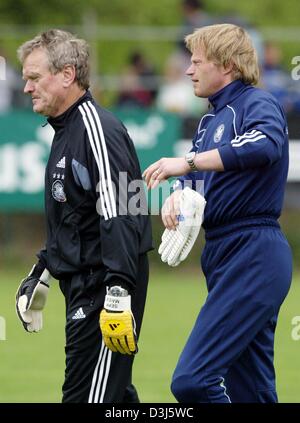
[100,286,138,355]
[16,264,51,332]
[159,187,206,266]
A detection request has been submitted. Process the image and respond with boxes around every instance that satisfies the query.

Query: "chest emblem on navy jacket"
[214,124,225,143]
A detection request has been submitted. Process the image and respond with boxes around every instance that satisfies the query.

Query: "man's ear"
[62,65,76,88]
[222,62,234,76]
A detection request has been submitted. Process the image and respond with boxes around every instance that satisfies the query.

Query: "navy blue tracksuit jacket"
[171,80,293,403]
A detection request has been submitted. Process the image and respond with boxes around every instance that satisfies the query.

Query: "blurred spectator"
[261,42,300,113]
[0,55,16,112]
[156,52,207,116]
[116,51,157,108]
[178,1,264,68]
[178,0,217,66]
[0,47,27,112]
[181,0,215,31]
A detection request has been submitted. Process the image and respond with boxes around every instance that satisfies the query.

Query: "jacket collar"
[47,90,92,131]
[208,80,250,112]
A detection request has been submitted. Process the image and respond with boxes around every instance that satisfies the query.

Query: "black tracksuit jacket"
[38,91,152,291]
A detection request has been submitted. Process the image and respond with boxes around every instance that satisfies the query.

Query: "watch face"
[185,151,197,170]
[186,152,195,161]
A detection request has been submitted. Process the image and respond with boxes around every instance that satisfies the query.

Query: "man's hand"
[142,150,225,190]
[159,187,206,266]
[161,189,182,230]
[100,286,137,355]
[16,264,51,332]
[143,157,190,189]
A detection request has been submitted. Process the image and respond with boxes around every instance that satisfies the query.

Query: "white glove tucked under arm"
[159,187,206,266]
[16,264,51,332]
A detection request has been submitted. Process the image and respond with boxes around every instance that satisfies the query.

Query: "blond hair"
[17,29,90,90]
[185,24,259,85]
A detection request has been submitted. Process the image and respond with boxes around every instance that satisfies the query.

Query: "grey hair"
[17,29,90,89]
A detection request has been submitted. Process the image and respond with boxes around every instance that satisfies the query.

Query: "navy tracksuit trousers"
[171,217,292,403]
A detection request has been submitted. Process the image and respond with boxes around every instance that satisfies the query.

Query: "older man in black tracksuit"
[16,29,152,403]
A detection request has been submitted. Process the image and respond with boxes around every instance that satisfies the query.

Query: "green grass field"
[0,265,299,403]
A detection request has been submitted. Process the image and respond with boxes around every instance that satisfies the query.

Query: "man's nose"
[185,64,194,76]
[24,80,34,93]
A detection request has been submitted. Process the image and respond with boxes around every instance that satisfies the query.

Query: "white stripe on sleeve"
[87,101,117,217]
[79,102,117,219]
[79,104,109,220]
[231,130,266,148]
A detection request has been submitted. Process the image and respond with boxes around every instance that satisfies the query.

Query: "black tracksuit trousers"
[59,254,149,403]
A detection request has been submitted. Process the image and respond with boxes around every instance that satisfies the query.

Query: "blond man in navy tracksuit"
[144,24,292,403]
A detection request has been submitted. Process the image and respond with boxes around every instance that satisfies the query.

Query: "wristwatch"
[108,286,128,297]
[185,151,198,171]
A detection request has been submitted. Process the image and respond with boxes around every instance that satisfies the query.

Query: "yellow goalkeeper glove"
[100,286,138,355]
